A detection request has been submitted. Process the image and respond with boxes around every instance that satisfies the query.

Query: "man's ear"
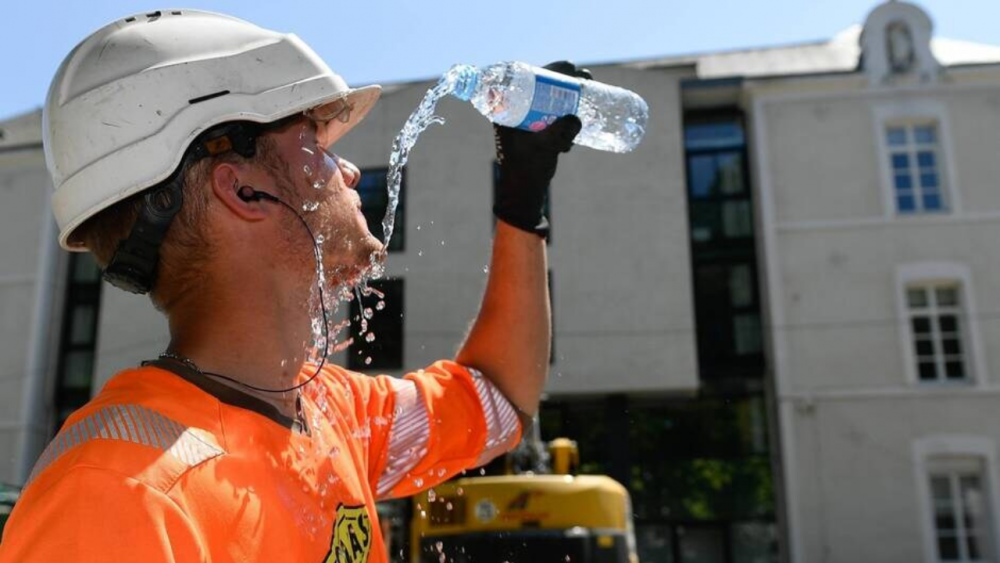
[210,161,268,221]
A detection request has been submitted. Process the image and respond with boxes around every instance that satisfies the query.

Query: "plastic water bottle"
[450,62,648,153]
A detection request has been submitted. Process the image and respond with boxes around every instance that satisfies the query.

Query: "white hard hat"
[44,9,381,251]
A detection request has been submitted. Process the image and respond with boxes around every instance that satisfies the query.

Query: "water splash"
[302,68,466,379]
[381,66,466,249]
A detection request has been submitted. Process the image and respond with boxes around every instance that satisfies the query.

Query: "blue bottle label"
[517,73,581,132]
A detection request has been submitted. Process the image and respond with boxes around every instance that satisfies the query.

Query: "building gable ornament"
[860,1,941,86]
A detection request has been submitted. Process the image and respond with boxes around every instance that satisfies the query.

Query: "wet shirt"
[0,360,521,563]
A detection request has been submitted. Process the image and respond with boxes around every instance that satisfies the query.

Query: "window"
[542,394,777,563]
[907,284,968,383]
[928,458,994,562]
[54,253,103,430]
[357,167,404,252]
[684,113,764,384]
[885,122,946,214]
[687,152,752,243]
[348,278,403,370]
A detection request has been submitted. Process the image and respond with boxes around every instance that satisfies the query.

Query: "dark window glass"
[541,394,777,562]
[357,168,404,252]
[684,121,745,150]
[684,113,764,383]
[692,262,765,379]
[919,361,938,381]
[54,253,103,431]
[636,524,674,563]
[348,278,404,370]
[897,195,916,212]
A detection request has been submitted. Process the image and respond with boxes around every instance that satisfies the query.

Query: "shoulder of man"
[24,364,227,498]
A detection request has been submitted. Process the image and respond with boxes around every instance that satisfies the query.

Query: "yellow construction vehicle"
[410,437,638,563]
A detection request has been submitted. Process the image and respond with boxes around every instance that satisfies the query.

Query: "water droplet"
[303,164,313,176]
[435,541,444,552]
[416,225,422,230]
[428,489,437,502]
[457,487,464,496]
[439,554,446,563]
[376,300,386,311]
[302,201,320,212]
[414,477,424,487]
[313,180,324,190]
[302,147,315,155]
[446,502,453,511]
[420,510,427,519]
[440,240,445,246]
[483,265,489,273]
[418,251,423,257]
[365,333,376,343]
[565,556,571,562]
[316,234,325,244]
[479,468,486,475]
[365,357,372,365]
[363,308,374,320]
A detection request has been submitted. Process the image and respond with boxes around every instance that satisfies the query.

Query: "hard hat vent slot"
[125,17,136,22]
[188,90,231,105]
[146,11,162,22]
[171,11,182,15]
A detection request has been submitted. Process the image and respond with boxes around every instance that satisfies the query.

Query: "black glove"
[493,61,591,239]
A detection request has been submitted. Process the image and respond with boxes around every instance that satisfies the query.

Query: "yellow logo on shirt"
[325,504,372,563]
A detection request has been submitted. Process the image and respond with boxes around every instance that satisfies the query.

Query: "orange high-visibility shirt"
[0,359,521,563]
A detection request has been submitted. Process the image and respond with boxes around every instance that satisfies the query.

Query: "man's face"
[259,117,385,285]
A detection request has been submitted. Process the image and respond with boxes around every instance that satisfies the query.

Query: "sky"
[1,0,999,119]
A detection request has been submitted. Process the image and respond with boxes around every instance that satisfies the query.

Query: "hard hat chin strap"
[103,172,185,294]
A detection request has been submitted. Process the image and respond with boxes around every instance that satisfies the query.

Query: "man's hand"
[492,61,588,238]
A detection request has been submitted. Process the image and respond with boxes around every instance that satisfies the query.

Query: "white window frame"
[914,436,1000,563]
[895,263,987,387]
[873,100,961,218]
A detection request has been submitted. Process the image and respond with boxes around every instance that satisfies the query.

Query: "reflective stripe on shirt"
[27,404,224,485]
[376,378,430,497]
[375,368,521,497]
[469,369,521,467]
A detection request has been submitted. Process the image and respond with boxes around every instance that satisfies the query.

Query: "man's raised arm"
[456,63,588,416]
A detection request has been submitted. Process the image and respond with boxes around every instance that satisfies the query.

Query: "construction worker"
[0,9,584,563]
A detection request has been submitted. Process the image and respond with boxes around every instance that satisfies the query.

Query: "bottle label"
[517,72,581,132]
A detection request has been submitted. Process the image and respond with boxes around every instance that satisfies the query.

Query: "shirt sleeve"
[347,360,523,500]
[0,467,207,563]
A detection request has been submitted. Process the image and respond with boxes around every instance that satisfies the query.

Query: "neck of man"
[165,275,316,422]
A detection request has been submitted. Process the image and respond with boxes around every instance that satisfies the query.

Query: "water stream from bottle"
[381,66,464,249]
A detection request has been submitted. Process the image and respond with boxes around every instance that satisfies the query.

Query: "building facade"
[744,4,1000,562]
[2,2,1000,562]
